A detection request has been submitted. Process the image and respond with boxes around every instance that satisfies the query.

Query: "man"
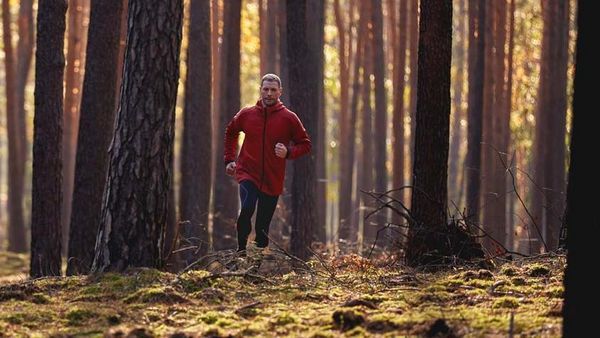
[224,73,311,254]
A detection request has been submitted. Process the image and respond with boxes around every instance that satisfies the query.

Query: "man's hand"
[275,143,287,158]
[226,162,237,176]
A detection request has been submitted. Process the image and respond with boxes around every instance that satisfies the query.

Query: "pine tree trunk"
[180,0,212,263]
[67,0,125,275]
[465,0,485,225]
[30,0,67,278]
[91,0,183,272]
[288,0,317,260]
[407,0,452,267]
[213,0,241,251]
[63,0,89,255]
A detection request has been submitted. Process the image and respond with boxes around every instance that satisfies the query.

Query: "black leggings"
[236,180,279,250]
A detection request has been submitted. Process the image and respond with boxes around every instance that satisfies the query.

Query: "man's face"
[260,80,282,106]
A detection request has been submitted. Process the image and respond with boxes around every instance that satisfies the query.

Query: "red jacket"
[224,100,311,196]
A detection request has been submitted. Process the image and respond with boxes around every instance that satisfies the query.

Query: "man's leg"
[254,191,279,248]
[237,180,259,251]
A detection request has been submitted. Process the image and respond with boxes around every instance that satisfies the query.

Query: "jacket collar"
[257,99,285,114]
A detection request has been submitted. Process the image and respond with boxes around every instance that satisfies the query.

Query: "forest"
[0,0,594,336]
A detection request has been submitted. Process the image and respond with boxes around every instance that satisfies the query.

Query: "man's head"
[260,73,282,107]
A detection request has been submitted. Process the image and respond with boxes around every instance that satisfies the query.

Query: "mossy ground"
[0,251,564,337]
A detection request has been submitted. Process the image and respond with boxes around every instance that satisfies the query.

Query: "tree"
[530,0,570,252]
[308,0,327,244]
[2,0,27,252]
[465,0,485,225]
[30,0,67,278]
[406,0,452,266]
[213,0,241,251]
[371,0,388,196]
[62,0,89,254]
[179,0,212,264]
[67,0,126,275]
[91,0,183,272]
[334,0,353,243]
[288,0,317,260]
[563,1,596,334]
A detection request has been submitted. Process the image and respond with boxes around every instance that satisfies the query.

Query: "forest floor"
[0,249,564,337]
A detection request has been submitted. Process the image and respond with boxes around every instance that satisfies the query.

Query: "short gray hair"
[261,73,282,88]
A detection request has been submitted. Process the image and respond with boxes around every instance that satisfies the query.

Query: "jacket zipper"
[260,106,267,191]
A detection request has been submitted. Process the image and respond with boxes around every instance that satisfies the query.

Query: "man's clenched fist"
[275,143,287,159]
[226,162,237,176]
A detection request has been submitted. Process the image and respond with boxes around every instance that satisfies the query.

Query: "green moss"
[31,293,50,304]
[198,311,221,325]
[527,264,551,277]
[500,265,519,276]
[0,253,564,337]
[492,296,521,309]
[66,307,97,326]
[123,286,187,304]
[511,277,527,285]
[275,313,299,326]
[466,279,494,289]
[545,286,564,298]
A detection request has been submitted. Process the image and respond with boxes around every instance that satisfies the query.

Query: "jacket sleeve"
[224,109,244,165]
[287,113,312,160]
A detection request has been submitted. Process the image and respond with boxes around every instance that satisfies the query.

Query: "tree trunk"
[180,0,212,263]
[62,0,89,255]
[406,0,452,267]
[448,0,466,208]
[67,0,125,275]
[465,0,485,226]
[360,0,375,246]
[260,0,278,74]
[531,0,569,253]
[371,0,388,196]
[91,0,183,272]
[288,0,317,260]
[30,0,67,278]
[307,0,327,244]
[3,0,27,252]
[392,0,408,209]
[213,0,241,251]
[563,2,595,333]
[505,0,516,251]
[407,0,419,195]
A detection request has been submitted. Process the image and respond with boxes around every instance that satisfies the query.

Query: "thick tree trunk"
[30,0,67,278]
[406,0,452,267]
[563,2,595,334]
[91,0,183,272]
[67,0,125,275]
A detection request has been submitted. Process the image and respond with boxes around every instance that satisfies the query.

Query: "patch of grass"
[527,263,551,277]
[66,307,97,326]
[0,254,564,337]
[123,286,188,304]
[492,296,521,309]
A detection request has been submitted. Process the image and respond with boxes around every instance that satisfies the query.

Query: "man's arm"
[286,113,311,160]
[224,110,244,165]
